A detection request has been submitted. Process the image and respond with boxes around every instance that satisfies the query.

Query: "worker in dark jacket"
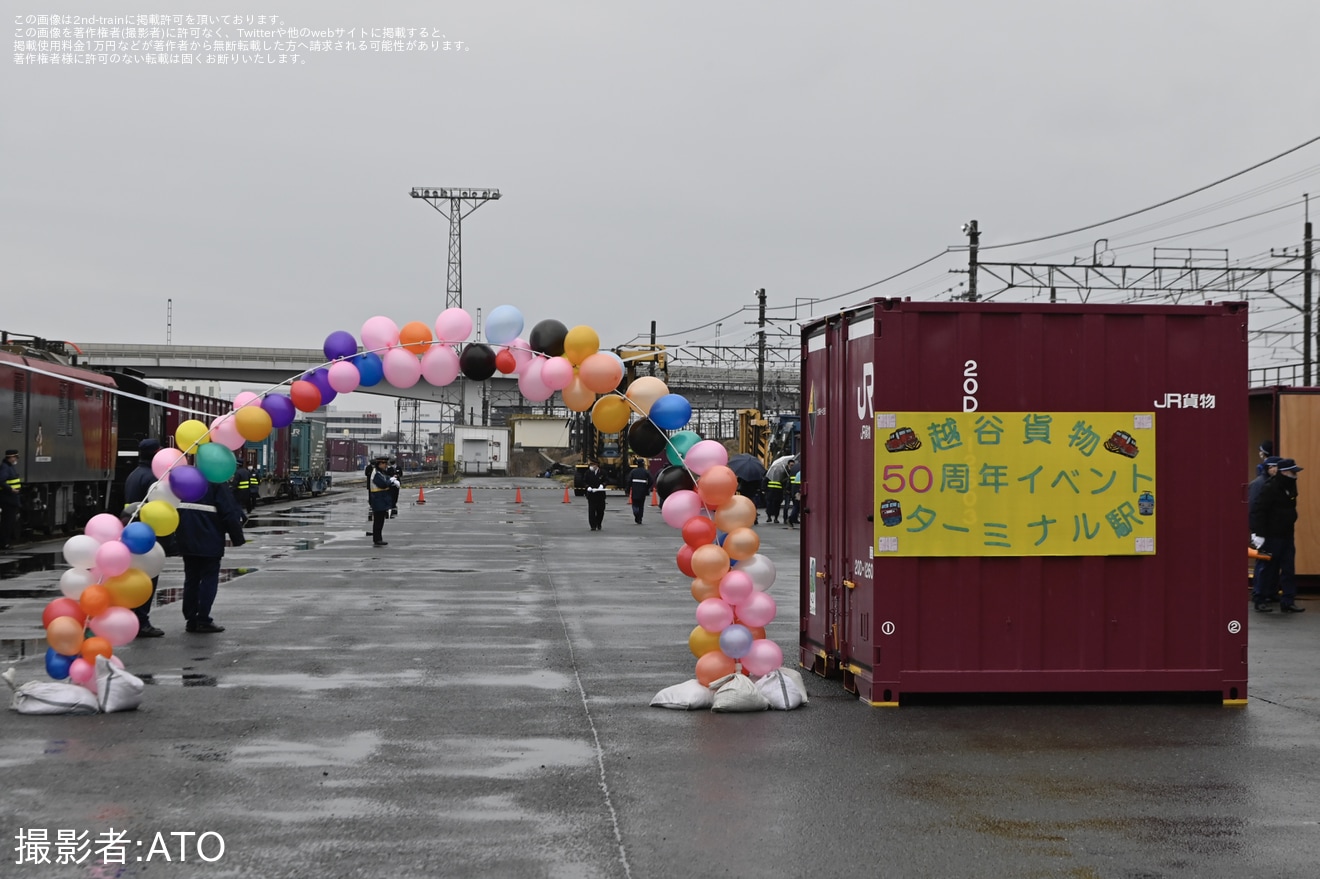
[1249,458,1305,614]
[122,438,167,637]
[0,448,20,550]
[584,460,607,531]
[369,455,399,546]
[627,459,653,524]
[232,462,256,515]
[175,478,246,633]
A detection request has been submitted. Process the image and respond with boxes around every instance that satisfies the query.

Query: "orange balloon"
[398,320,433,355]
[81,636,113,665]
[79,584,112,618]
[723,527,761,561]
[691,543,731,585]
[688,624,722,659]
[746,625,767,641]
[104,569,153,609]
[690,578,720,603]
[591,395,632,434]
[624,376,669,415]
[234,405,273,442]
[561,376,595,412]
[46,615,85,656]
[696,465,738,508]
[695,650,737,686]
[290,379,322,412]
[714,495,757,532]
[579,352,624,394]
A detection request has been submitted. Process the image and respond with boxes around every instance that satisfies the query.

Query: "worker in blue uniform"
[369,455,399,546]
[175,477,246,633]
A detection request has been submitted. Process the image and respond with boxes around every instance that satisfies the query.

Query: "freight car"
[244,418,329,500]
[0,335,116,534]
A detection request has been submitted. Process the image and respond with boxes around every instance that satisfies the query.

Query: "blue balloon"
[354,352,384,387]
[262,393,296,428]
[323,330,358,362]
[648,394,692,431]
[120,521,157,554]
[485,305,524,346]
[719,624,754,660]
[45,647,75,680]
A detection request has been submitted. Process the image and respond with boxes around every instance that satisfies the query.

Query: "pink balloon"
[94,541,132,578]
[736,590,777,628]
[327,360,361,394]
[742,639,784,676]
[232,391,260,409]
[89,606,140,647]
[109,655,124,669]
[68,657,95,687]
[540,356,575,391]
[718,569,754,605]
[84,513,123,544]
[209,414,246,451]
[509,337,534,370]
[661,490,704,528]
[696,598,735,633]
[435,308,474,343]
[683,440,729,476]
[518,359,554,402]
[151,447,186,479]
[420,345,461,386]
[381,347,422,388]
[361,315,400,351]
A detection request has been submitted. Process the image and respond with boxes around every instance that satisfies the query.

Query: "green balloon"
[664,430,702,468]
[196,442,237,483]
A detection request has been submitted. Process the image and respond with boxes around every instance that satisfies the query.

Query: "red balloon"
[42,597,84,629]
[495,349,517,374]
[682,515,717,548]
[290,379,322,412]
[676,544,696,578]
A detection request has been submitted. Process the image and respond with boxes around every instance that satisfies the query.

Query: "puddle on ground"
[230,730,381,766]
[139,672,218,687]
[1,637,49,662]
[0,551,62,581]
[246,517,327,528]
[152,569,255,607]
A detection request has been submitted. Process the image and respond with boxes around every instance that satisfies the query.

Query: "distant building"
[304,406,383,441]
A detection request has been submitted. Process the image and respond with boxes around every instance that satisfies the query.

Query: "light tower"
[410,187,501,310]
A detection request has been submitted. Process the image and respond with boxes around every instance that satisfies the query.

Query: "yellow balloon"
[561,376,596,412]
[234,405,273,442]
[139,500,179,536]
[689,624,722,659]
[104,569,153,608]
[175,419,210,454]
[46,615,85,656]
[591,395,632,434]
[579,352,624,394]
[563,325,600,366]
[625,376,669,415]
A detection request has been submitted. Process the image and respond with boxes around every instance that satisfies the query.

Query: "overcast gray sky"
[5,1,1319,373]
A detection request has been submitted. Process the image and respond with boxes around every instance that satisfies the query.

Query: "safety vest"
[4,473,20,494]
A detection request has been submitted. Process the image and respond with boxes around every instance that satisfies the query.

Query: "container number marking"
[962,360,979,412]
[880,621,895,636]
[853,559,873,580]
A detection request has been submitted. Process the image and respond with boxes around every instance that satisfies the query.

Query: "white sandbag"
[710,673,770,713]
[11,681,100,715]
[650,678,715,710]
[755,667,809,710]
[95,656,144,713]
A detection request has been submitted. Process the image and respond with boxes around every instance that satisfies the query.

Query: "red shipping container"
[800,299,1249,705]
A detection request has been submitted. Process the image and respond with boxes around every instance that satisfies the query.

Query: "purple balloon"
[262,394,296,428]
[305,368,338,406]
[323,330,358,362]
[168,464,209,503]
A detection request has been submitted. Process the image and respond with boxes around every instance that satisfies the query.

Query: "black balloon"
[459,343,497,381]
[628,418,667,458]
[528,319,568,357]
[655,465,696,502]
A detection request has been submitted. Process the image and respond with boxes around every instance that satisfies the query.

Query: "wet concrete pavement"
[1,479,1318,878]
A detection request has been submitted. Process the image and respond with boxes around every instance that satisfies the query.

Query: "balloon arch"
[39,306,782,692]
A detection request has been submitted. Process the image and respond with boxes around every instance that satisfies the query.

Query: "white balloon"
[147,479,181,507]
[131,543,166,579]
[62,535,101,569]
[59,567,96,599]
[735,553,777,592]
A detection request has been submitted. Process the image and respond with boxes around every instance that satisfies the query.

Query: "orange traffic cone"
[651,486,659,506]
[417,486,427,504]
[465,487,474,504]
[514,487,523,504]
[562,486,572,504]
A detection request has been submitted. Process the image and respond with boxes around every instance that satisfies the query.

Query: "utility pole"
[962,220,980,302]
[1306,194,1314,386]
[409,187,501,310]
[756,288,767,412]
[649,321,657,377]
[165,299,173,345]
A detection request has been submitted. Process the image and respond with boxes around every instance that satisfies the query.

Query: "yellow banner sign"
[873,412,1156,557]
